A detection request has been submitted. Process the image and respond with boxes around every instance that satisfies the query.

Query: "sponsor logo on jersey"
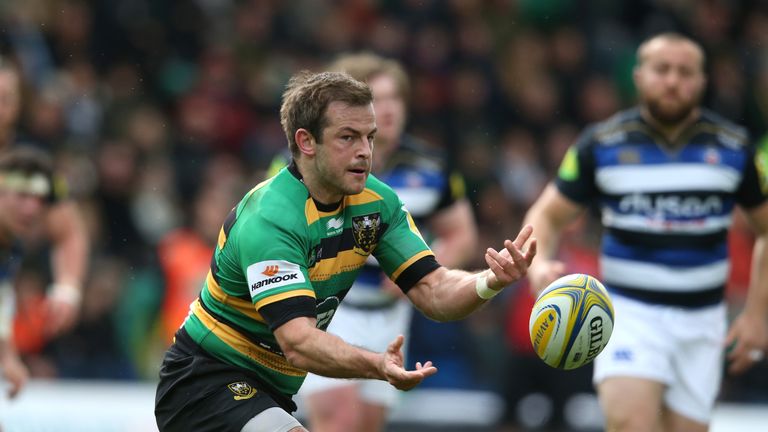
[247,260,305,296]
[352,213,381,255]
[704,147,720,164]
[227,381,257,400]
[619,193,723,217]
[326,217,344,234]
[262,265,279,277]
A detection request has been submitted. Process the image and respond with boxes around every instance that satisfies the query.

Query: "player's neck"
[640,106,700,146]
[293,158,344,206]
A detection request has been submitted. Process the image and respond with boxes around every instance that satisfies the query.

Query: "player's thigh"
[304,383,362,430]
[661,408,707,432]
[598,376,665,430]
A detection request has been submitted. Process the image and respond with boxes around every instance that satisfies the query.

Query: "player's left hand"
[382,335,437,391]
[484,225,537,290]
[45,285,81,336]
[725,310,768,374]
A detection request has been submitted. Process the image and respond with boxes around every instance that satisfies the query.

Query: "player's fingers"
[484,254,506,282]
[387,335,405,354]
[489,246,520,272]
[415,360,434,370]
[417,365,438,377]
[728,355,751,375]
[485,249,515,280]
[525,239,538,265]
[503,239,529,275]
[512,225,534,250]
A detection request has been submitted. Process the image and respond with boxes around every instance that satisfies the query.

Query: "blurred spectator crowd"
[1,0,768,429]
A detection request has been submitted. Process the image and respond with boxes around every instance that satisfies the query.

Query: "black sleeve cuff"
[259,296,317,331]
[395,255,442,293]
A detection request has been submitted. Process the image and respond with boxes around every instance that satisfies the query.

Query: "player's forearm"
[408,267,493,322]
[744,235,768,317]
[522,206,561,262]
[49,202,89,288]
[277,320,384,380]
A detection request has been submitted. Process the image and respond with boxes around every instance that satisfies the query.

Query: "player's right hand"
[381,335,437,391]
[1,352,29,399]
[527,259,567,296]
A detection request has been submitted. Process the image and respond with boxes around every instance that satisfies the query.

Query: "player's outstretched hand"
[484,224,537,290]
[725,311,768,374]
[1,352,28,399]
[382,335,437,391]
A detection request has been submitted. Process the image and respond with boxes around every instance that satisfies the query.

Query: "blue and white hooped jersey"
[345,135,465,307]
[556,108,768,307]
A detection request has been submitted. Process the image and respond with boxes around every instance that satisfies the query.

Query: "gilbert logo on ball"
[529,273,614,370]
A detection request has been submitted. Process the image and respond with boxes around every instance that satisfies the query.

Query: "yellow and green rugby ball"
[529,273,614,370]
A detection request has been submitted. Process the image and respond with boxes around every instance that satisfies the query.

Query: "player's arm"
[45,200,89,334]
[428,198,477,267]
[522,183,586,293]
[0,337,28,398]
[0,283,27,398]
[726,199,768,374]
[273,316,435,390]
[405,224,536,322]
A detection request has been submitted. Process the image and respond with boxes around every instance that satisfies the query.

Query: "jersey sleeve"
[736,144,768,209]
[374,193,440,293]
[554,126,599,204]
[232,209,317,327]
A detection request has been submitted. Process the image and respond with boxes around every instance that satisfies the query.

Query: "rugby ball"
[529,273,614,370]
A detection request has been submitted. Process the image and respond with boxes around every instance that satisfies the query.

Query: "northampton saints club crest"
[227,381,257,400]
[352,213,381,255]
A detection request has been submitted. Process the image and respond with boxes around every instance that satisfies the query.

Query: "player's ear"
[295,129,316,156]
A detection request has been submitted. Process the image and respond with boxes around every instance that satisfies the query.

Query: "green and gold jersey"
[182,162,440,396]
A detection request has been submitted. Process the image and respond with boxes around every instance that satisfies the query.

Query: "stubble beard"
[645,96,699,127]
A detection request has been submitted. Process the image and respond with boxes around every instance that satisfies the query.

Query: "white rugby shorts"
[593,294,727,423]
[299,299,413,407]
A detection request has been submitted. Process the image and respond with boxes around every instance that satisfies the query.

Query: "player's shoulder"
[697,109,750,149]
[581,108,644,148]
[389,134,447,172]
[237,170,308,231]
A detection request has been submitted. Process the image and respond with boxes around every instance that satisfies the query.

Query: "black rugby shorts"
[155,329,297,432]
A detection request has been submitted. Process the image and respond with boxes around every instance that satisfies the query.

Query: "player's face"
[369,73,406,146]
[313,101,375,202]
[634,39,706,125]
[0,70,21,133]
[0,189,46,236]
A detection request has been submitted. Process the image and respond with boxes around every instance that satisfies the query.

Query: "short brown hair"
[327,52,410,101]
[0,147,58,201]
[280,71,373,156]
[636,32,706,71]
